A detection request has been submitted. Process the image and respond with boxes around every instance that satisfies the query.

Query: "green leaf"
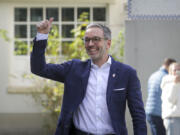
[0,29,10,42]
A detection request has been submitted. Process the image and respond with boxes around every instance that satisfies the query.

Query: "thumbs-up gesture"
[36,17,54,34]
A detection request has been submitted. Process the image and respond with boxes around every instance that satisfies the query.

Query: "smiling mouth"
[88,48,98,55]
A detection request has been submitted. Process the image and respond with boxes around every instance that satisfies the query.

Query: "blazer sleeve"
[30,39,72,82]
[127,68,147,135]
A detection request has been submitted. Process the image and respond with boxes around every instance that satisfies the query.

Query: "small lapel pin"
[112,73,116,78]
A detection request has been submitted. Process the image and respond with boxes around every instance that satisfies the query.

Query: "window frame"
[9,4,108,93]
[13,4,108,57]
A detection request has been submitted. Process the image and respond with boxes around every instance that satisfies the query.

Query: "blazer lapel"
[106,57,119,105]
[81,60,91,97]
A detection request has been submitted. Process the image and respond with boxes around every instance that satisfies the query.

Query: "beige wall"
[0,113,50,135]
[109,0,127,37]
[0,2,43,114]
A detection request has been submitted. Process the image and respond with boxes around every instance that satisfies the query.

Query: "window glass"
[14,6,107,56]
[30,25,37,38]
[62,8,74,21]
[93,8,106,21]
[15,8,27,21]
[46,8,59,21]
[62,25,74,38]
[78,8,90,21]
[30,8,43,21]
[15,25,27,38]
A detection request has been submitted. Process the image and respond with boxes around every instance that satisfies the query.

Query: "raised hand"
[36,17,54,34]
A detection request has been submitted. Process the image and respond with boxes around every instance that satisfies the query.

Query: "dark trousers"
[74,127,115,135]
[72,122,115,135]
[146,114,166,135]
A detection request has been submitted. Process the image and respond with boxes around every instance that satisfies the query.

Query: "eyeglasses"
[82,36,108,44]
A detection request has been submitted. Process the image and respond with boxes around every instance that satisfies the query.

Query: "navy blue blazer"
[31,40,147,135]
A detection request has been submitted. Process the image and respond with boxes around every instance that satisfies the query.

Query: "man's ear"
[106,40,111,49]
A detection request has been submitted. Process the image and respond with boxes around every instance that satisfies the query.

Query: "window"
[14,6,107,56]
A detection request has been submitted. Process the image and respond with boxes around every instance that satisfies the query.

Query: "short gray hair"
[86,23,111,40]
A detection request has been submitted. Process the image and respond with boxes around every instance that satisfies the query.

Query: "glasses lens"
[83,36,105,44]
[83,38,90,42]
[92,37,101,42]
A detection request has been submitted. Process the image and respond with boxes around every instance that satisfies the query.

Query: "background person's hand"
[175,75,180,83]
[36,17,54,34]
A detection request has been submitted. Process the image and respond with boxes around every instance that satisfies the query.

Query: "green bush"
[110,29,124,62]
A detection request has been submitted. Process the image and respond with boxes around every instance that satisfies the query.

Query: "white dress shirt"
[73,57,114,135]
[36,32,48,41]
[36,33,115,134]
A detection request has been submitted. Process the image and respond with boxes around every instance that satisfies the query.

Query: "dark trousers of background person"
[146,114,166,135]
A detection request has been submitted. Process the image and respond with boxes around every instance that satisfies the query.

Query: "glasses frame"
[82,36,108,45]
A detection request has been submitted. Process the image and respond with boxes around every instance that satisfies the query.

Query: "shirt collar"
[91,56,112,68]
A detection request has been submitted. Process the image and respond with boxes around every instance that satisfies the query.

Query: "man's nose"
[88,39,94,46]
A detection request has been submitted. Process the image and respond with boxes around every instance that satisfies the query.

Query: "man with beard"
[31,18,147,135]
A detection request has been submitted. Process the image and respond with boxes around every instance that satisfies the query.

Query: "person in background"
[145,58,176,135]
[30,18,147,135]
[161,62,180,135]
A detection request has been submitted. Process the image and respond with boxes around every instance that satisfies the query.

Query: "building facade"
[0,0,127,134]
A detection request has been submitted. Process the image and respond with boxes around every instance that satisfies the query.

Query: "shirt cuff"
[36,32,48,41]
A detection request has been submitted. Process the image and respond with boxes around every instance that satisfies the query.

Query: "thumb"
[49,17,54,26]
